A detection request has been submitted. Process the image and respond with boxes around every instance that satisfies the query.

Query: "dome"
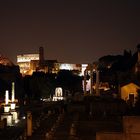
[0,55,14,66]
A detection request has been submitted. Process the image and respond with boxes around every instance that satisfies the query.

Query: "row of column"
[84,64,100,96]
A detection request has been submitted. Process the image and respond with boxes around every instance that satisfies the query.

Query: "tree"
[23,72,56,101]
[134,89,140,115]
[56,70,83,95]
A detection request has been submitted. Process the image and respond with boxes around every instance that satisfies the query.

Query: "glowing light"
[5,90,9,105]
[53,87,64,101]
[1,114,13,126]
[17,54,39,62]
[15,120,19,124]
[59,63,81,71]
[0,55,13,66]
[11,111,18,121]
[22,116,26,119]
[4,105,10,113]
[81,64,88,76]
[7,115,12,126]
[55,87,63,97]
[11,103,16,110]
[11,82,15,102]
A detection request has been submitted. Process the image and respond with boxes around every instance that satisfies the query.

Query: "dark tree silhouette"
[134,89,140,115]
[23,72,56,102]
[56,70,83,95]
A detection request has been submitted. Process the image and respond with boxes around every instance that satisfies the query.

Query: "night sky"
[0,0,140,64]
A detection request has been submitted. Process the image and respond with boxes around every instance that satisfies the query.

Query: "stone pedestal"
[11,102,16,110]
[4,105,10,113]
[1,113,13,126]
[11,110,18,123]
[1,104,13,126]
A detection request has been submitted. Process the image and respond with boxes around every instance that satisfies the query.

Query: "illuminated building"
[17,47,88,77]
[54,63,83,75]
[59,63,81,71]
[17,47,57,75]
[17,54,39,75]
[17,48,93,94]
[121,82,140,105]
[53,87,64,101]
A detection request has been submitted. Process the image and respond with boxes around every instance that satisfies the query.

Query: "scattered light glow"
[55,87,63,97]
[11,111,18,121]
[7,115,12,126]
[4,106,10,113]
[15,119,19,124]
[5,90,9,105]
[11,82,15,102]
[11,103,16,110]
[53,87,64,101]
[22,116,26,119]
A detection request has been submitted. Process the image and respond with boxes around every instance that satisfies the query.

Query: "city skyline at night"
[0,1,140,138]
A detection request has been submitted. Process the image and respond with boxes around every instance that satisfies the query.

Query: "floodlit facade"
[54,63,88,76]
[17,47,89,78]
[121,83,140,105]
[17,54,39,75]
[59,63,81,71]
[53,87,64,101]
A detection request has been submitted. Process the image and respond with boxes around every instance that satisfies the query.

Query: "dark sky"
[0,0,140,64]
